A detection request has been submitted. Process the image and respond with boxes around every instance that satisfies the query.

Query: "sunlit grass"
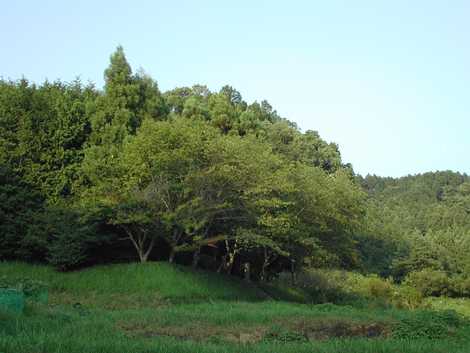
[0,261,266,307]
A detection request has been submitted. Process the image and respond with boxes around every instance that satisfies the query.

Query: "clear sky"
[1,1,469,177]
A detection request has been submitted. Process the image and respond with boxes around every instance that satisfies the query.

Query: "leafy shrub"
[268,270,355,304]
[293,270,346,304]
[363,276,394,299]
[311,270,425,309]
[45,206,109,271]
[360,276,424,309]
[0,166,47,261]
[392,285,423,309]
[258,280,309,303]
[272,269,426,308]
[404,269,452,297]
[449,275,470,297]
[393,309,462,339]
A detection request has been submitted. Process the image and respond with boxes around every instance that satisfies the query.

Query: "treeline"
[0,47,364,280]
[1,47,469,296]
[358,171,470,297]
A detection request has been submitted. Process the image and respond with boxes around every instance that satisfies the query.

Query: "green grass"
[1,262,470,353]
[0,261,266,308]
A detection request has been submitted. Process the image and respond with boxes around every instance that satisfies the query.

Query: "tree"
[82,46,166,188]
[92,118,220,262]
[0,165,46,260]
[0,78,96,201]
[108,189,160,263]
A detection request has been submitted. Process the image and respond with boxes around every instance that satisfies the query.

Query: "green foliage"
[2,46,469,302]
[405,269,449,296]
[425,297,470,318]
[0,166,46,261]
[451,276,470,297]
[402,269,470,298]
[289,270,346,304]
[3,45,470,353]
[82,46,167,190]
[359,171,470,291]
[0,46,366,276]
[0,79,96,201]
[288,270,424,309]
[392,310,463,339]
[45,206,107,271]
[392,285,424,310]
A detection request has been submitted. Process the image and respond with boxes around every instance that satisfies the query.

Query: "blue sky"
[1,1,469,177]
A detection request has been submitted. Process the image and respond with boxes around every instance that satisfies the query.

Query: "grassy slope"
[0,262,267,307]
[1,262,470,353]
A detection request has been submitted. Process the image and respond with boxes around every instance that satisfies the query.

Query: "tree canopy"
[1,47,469,295]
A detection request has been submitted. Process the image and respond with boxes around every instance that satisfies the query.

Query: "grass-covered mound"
[0,262,266,307]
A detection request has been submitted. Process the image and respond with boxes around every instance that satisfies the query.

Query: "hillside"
[2,48,469,295]
[360,171,470,235]
[0,47,364,277]
[0,262,267,308]
[356,171,470,291]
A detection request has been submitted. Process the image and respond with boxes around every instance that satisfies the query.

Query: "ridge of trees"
[1,47,469,296]
[0,47,361,279]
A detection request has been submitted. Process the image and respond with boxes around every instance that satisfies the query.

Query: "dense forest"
[1,47,469,297]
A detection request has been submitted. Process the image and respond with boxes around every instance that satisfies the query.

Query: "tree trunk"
[141,237,155,263]
[123,226,155,264]
[260,248,269,282]
[192,247,201,269]
[260,264,267,282]
[226,254,235,274]
[290,259,297,285]
[169,249,176,263]
[217,254,227,273]
[243,262,251,282]
[224,239,238,275]
[168,228,182,264]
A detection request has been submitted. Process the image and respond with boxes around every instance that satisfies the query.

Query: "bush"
[0,166,47,261]
[348,274,424,309]
[268,270,348,304]
[392,285,423,309]
[449,275,470,297]
[393,309,462,339]
[294,270,345,304]
[363,276,394,299]
[271,269,426,308]
[311,270,424,309]
[404,269,452,297]
[45,206,110,271]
